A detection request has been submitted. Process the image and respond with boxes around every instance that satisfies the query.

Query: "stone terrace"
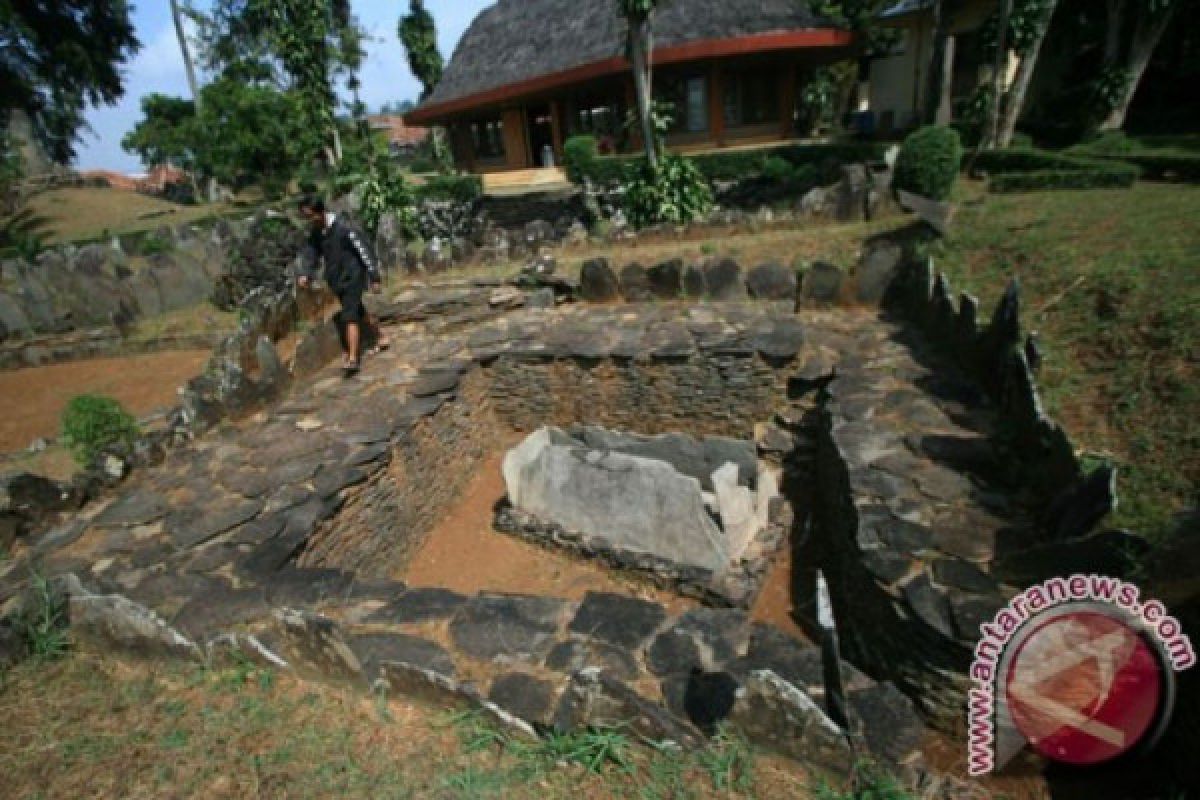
[1,284,1032,789]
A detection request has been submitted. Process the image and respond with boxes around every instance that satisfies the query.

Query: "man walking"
[297,196,389,374]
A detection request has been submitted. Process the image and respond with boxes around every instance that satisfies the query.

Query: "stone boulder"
[503,428,731,573]
[580,258,619,302]
[746,262,797,302]
[702,258,746,301]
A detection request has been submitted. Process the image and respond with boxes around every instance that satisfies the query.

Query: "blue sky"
[77,1,491,173]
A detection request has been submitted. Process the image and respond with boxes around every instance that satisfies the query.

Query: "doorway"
[526,104,556,167]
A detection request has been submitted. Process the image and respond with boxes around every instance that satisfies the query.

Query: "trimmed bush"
[408,157,437,174]
[414,173,482,203]
[61,394,140,466]
[575,141,888,187]
[563,135,599,185]
[893,125,963,201]
[989,168,1138,192]
[977,147,1142,192]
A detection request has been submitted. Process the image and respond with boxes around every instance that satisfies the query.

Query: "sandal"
[342,356,360,374]
[366,337,391,357]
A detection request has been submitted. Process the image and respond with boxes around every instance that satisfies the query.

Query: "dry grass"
[22,188,232,245]
[0,648,831,800]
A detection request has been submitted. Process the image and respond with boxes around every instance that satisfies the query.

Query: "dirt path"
[0,350,210,452]
[403,444,811,640]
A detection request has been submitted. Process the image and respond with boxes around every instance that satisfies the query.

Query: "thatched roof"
[412,0,843,119]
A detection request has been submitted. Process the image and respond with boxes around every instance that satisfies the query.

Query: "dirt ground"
[403,446,811,639]
[0,350,211,453]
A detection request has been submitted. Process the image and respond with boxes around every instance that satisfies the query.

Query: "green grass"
[0,649,831,799]
[935,181,1199,542]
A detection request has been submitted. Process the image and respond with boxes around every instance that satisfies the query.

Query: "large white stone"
[503,427,730,573]
[712,462,758,561]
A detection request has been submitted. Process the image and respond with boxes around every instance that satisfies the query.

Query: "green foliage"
[576,142,887,187]
[12,573,70,662]
[1,1,140,163]
[800,68,839,133]
[623,153,714,229]
[0,208,49,261]
[61,394,140,466]
[977,146,1142,191]
[398,1,444,100]
[195,79,312,197]
[1067,134,1200,182]
[761,156,797,183]
[893,126,963,201]
[121,94,198,170]
[809,0,900,55]
[616,0,662,20]
[815,762,916,800]
[358,169,418,237]
[408,157,437,174]
[695,725,755,792]
[563,135,600,185]
[1,132,23,212]
[414,174,483,203]
[539,728,632,773]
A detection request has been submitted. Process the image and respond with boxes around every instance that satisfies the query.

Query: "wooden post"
[709,63,725,147]
[502,108,529,169]
[550,99,565,163]
[780,61,798,141]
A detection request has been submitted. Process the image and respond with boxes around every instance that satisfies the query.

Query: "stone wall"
[300,371,496,578]
[0,227,223,345]
[487,353,789,440]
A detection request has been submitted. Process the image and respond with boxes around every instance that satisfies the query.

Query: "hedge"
[574,141,888,187]
[413,173,483,203]
[976,147,1141,193]
[989,169,1139,192]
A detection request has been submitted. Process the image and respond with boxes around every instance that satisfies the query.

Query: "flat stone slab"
[449,593,570,663]
[488,672,559,728]
[367,588,468,624]
[567,591,667,650]
[165,498,263,550]
[503,428,730,574]
[351,632,455,680]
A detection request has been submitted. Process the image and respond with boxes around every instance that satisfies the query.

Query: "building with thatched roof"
[405,0,855,173]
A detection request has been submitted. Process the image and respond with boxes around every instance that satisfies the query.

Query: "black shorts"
[336,282,367,324]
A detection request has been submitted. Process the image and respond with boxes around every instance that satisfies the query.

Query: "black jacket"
[300,215,381,293]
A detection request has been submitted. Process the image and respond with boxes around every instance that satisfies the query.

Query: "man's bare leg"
[346,321,361,368]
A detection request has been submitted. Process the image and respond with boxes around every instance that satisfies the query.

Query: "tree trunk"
[170,0,201,106]
[629,17,658,167]
[935,35,957,125]
[924,0,948,123]
[982,0,1013,149]
[1104,0,1126,65]
[998,0,1058,147]
[1100,6,1175,131]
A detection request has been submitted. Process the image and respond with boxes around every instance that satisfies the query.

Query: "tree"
[617,0,663,168]
[121,94,198,170]
[398,0,443,101]
[997,0,1058,146]
[194,0,364,165]
[0,0,140,163]
[1098,0,1179,130]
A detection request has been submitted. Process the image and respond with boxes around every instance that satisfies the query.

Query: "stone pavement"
[0,287,1031,790]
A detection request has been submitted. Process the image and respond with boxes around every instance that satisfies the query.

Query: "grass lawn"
[21,188,234,245]
[0,648,850,800]
[933,181,1198,543]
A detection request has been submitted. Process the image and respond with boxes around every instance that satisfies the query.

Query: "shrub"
[893,125,963,201]
[622,153,714,229]
[761,155,795,183]
[408,157,436,174]
[563,135,599,185]
[11,573,69,662]
[414,173,482,203]
[61,394,140,466]
[572,142,887,187]
[977,147,1142,192]
[359,169,417,237]
[989,168,1139,192]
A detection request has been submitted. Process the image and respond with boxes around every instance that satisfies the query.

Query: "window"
[723,68,780,128]
[470,116,505,160]
[657,74,709,134]
[570,93,623,139]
